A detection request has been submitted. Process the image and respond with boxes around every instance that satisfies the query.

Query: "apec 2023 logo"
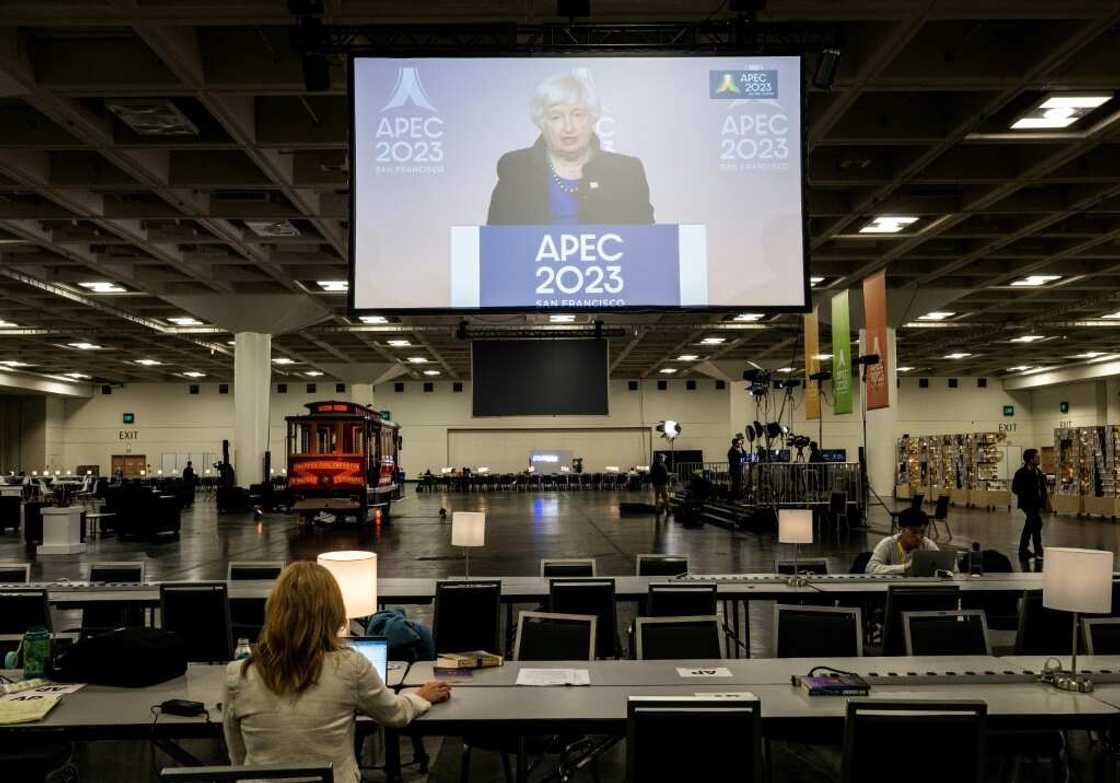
[709,69,778,99]
[711,69,789,170]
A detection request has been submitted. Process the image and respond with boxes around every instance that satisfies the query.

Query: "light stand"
[1041,547,1113,693]
[809,370,831,451]
[858,355,888,529]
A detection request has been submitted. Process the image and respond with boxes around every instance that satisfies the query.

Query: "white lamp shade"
[452,511,486,547]
[778,509,813,545]
[1043,547,1114,614]
[317,550,378,618]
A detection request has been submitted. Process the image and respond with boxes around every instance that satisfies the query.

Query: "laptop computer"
[909,550,958,577]
[348,636,389,682]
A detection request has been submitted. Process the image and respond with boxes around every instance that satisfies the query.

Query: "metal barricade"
[747,462,863,508]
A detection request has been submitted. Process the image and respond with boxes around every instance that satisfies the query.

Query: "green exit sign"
[1003,405,1014,417]
[122,412,135,424]
[1060,401,1070,414]
[379,410,391,420]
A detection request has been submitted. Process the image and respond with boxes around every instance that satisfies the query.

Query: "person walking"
[650,454,671,514]
[1012,448,1049,560]
[182,460,197,508]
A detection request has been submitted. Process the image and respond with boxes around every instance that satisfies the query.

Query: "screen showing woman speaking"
[351,56,806,312]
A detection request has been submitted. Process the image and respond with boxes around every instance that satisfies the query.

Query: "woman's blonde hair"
[245,561,346,696]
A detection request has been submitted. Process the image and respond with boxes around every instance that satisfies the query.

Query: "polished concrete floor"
[5,488,1120,781]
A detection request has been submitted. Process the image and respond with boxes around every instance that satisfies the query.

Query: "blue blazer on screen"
[486,135,655,225]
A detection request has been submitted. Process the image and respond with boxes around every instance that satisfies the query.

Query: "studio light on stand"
[452,511,485,578]
[778,509,814,587]
[317,550,378,635]
[655,419,682,471]
[1041,547,1113,693]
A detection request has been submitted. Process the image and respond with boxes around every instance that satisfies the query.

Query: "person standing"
[182,460,197,508]
[727,435,745,499]
[650,454,671,514]
[1012,449,1049,560]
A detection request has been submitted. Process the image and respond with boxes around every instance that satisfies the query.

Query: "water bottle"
[234,638,252,660]
[22,627,51,680]
[969,542,984,576]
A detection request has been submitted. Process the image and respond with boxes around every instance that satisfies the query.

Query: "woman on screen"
[487,72,655,225]
[223,562,450,783]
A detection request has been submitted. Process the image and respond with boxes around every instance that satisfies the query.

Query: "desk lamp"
[778,509,813,587]
[452,511,485,578]
[318,550,378,634]
[1043,546,1113,692]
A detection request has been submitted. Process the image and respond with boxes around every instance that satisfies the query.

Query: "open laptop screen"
[349,637,389,683]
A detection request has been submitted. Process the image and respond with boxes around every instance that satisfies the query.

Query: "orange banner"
[803,306,821,420]
[862,271,890,410]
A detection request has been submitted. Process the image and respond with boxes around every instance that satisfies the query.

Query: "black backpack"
[52,627,188,687]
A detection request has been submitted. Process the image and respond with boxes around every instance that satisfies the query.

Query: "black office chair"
[903,610,991,656]
[773,605,862,658]
[627,696,762,782]
[634,616,723,660]
[0,562,31,583]
[776,559,829,576]
[961,550,1018,631]
[228,561,283,643]
[433,580,502,654]
[848,552,872,574]
[1014,591,1076,655]
[81,561,145,637]
[515,611,596,661]
[549,578,619,659]
[635,555,689,577]
[1083,618,1120,654]
[929,495,952,541]
[0,589,52,634]
[645,583,717,617]
[881,585,959,656]
[160,764,332,782]
[159,582,233,663]
[829,491,848,533]
[842,700,985,783]
[540,559,596,578]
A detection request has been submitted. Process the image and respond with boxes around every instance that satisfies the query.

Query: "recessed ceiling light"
[659,368,678,374]
[135,359,163,366]
[699,337,726,345]
[549,314,576,323]
[1011,93,1113,130]
[67,342,102,351]
[917,311,956,321]
[316,280,348,292]
[423,369,441,376]
[167,316,203,326]
[896,366,915,372]
[1009,275,1061,287]
[79,281,126,294]
[1007,365,1034,372]
[733,313,764,322]
[183,371,206,378]
[0,360,32,367]
[859,216,919,234]
[359,315,387,324]
[386,339,411,347]
[676,354,700,362]
[944,352,973,360]
[407,357,429,364]
[64,372,90,380]
[304,371,324,377]
[1009,335,1046,343]
[813,353,832,360]
[777,367,794,373]
[810,276,825,286]
[1070,352,1106,359]
[0,320,19,328]
[226,340,236,346]
[271,357,295,365]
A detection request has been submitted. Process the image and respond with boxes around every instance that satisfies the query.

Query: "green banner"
[831,290,852,415]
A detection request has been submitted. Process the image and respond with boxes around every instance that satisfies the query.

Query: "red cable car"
[285,401,401,524]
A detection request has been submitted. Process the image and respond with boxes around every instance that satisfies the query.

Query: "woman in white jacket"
[223,561,450,782]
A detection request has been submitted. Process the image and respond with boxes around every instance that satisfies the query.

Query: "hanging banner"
[803,305,821,420]
[831,290,852,415]
[862,270,891,410]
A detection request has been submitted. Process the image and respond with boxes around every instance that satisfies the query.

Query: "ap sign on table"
[350,56,808,312]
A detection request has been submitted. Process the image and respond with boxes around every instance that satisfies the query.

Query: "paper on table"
[0,693,62,724]
[515,668,591,686]
[0,682,84,701]
[676,667,733,678]
[694,692,757,699]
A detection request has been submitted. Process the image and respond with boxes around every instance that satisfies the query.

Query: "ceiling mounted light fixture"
[316,280,348,292]
[64,373,90,380]
[1007,365,1034,372]
[1009,335,1046,343]
[1009,275,1062,287]
[407,357,429,364]
[1011,93,1113,130]
[135,359,163,366]
[676,354,700,362]
[271,357,296,365]
[810,276,825,286]
[549,314,576,323]
[659,368,678,374]
[167,316,203,326]
[305,371,324,377]
[1070,352,1106,359]
[79,281,126,294]
[182,371,206,378]
[359,315,388,324]
[423,369,441,376]
[0,320,19,328]
[67,342,102,351]
[0,360,32,367]
[733,313,764,322]
[386,339,411,347]
[700,337,726,345]
[859,216,919,234]
[917,311,956,321]
[944,352,973,360]
[896,366,915,372]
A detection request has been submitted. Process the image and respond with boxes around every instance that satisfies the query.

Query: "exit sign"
[379,410,391,420]
[1003,405,1014,417]
[122,412,135,424]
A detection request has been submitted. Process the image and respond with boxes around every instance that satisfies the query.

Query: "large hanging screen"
[350,55,807,312]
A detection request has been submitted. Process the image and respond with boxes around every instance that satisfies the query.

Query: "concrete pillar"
[859,327,899,499]
[350,383,374,408]
[234,332,272,487]
[1108,377,1120,425]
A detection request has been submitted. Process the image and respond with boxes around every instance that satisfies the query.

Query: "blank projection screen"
[472,340,608,416]
[350,56,807,312]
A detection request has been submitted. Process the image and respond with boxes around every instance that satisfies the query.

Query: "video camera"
[743,368,771,396]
